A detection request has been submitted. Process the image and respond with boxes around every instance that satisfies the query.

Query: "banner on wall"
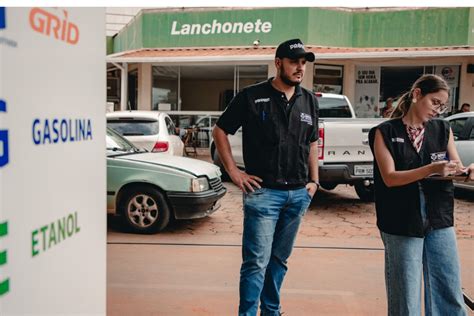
[354,66,381,118]
[435,65,460,112]
[435,65,459,88]
[0,8,105,314]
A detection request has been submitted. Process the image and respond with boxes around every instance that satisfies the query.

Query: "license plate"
[354,165,373,176]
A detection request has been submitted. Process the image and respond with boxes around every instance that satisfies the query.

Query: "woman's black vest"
[368,118,454,237]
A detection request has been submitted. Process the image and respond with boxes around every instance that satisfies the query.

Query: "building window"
[379,65,460,115]
[380,66,424,102]
[151,64,268,113]
[237,65,268,91]
[313,64,343,94]
[180,65,235,111]
[152,66,179,111]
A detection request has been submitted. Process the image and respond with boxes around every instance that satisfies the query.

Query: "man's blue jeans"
[238,187,311,316]
[380,189,466,315]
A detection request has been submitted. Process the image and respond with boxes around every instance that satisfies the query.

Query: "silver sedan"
[446,112,474,191]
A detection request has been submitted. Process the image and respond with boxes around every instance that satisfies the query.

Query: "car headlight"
[191,177,210,192]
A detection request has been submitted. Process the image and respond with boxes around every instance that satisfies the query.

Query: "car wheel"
[119,185,171,234]
[211,145,230,181]
[354,181,375,202]
[320,182,337,191]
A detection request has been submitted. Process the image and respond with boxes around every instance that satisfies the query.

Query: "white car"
[446,112,474,191]
[107,111,184,156]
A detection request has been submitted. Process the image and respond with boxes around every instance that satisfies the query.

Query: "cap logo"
[289,43,304,50]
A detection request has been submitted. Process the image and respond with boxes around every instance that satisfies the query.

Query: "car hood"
[116,153,222,179]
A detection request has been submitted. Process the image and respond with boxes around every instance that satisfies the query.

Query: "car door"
[450,116,474,165]
[164,115,184,156]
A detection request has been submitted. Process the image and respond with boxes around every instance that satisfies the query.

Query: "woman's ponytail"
[389,74,449,119]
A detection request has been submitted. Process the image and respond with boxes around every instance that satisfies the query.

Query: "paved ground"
[107,152,473,315]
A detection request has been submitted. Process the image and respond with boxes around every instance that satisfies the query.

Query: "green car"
[106,128,226,233]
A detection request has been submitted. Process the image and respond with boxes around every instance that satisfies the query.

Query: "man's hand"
[306,182,318,198]
[228,168,262,193]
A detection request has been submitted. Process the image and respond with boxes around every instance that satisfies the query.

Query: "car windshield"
[317,96,352,118]
[196,116,219,128]
[107,119,160,136]
[106,128,139,154]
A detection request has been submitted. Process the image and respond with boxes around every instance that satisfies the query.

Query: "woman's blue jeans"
[380,192,466,315]
[238,187,311,316]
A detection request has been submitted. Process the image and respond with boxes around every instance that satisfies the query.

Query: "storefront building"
[106,7,474,118]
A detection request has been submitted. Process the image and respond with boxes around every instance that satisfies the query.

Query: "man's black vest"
[216,79,319,189]
[369,118,454,237]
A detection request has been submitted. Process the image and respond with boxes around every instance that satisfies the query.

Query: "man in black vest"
[213,39,319,316]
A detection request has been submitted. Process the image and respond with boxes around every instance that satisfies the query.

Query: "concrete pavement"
[107,177,473,315]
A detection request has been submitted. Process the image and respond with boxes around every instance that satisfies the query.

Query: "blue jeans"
[238,187,311,316]
[381,192,466,316]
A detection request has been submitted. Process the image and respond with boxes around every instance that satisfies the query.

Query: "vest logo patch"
[391,137,404,143]
[430,151,447,162]
[300,113,312,125]
[255,98,270,104]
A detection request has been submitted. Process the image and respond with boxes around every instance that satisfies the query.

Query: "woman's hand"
[450,161,474,181]
[464,163,474,181]
[430,160,458,177]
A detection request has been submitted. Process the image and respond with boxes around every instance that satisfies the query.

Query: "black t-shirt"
[216,78,319,189]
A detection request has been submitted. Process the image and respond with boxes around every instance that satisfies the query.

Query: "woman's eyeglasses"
[431,98,449,114]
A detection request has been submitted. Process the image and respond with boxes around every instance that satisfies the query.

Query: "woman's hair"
[390,74,449,119]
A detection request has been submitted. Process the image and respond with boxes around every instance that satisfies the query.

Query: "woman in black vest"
[369,74,473,316]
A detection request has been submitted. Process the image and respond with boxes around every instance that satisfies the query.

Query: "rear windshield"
[316,96,352,118]
[107,120,160,136]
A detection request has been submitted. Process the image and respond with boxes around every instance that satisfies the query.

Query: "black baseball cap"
[275,38,315,62]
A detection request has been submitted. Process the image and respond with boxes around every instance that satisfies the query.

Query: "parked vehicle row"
[104,108,471,234]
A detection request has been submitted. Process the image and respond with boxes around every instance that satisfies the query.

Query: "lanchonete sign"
[171,19,272,35]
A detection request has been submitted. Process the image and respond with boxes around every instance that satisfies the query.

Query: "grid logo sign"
[0,100,8,168]
[0,222,9,296]
[29,8,80,45]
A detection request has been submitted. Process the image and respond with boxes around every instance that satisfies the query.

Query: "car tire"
[320,182,338,191]
[211,145,230,181]
[354,181,375,202]
[119,185,171,234]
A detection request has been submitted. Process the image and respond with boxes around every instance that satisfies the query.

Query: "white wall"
[0,8,106,314]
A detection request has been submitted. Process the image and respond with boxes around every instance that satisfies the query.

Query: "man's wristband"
[308,180,320,190]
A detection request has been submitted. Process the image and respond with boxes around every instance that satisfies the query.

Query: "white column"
[138,63,152,110]
[301,62,314,90]
[344,63,356,105]
[120,62,128,111]
[268,61,277,79]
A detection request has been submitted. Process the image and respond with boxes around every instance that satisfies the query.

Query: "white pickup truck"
[211,93,385,201]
